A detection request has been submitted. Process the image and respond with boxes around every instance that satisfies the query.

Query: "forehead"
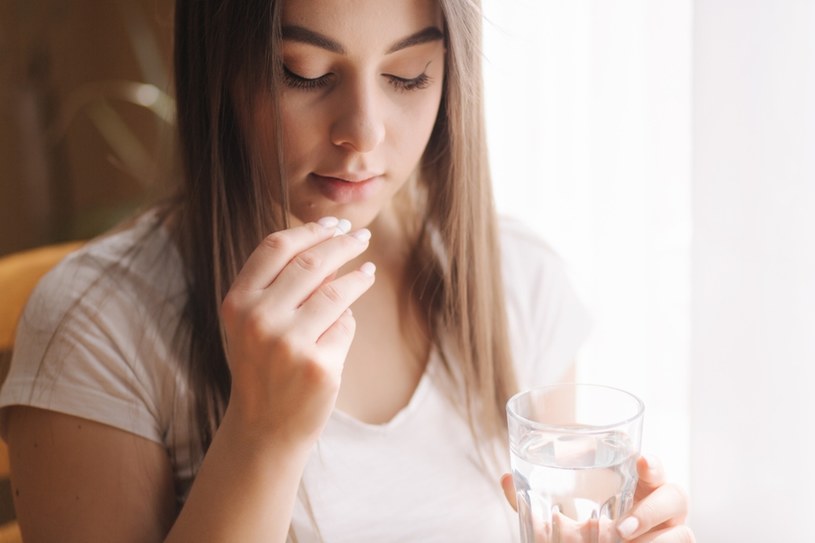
[281,0,443,54]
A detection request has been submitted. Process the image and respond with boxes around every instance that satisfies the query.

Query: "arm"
[7,407,175,543]
[163,408,312,542]
[8,219,376,543]
[8,407,313,543]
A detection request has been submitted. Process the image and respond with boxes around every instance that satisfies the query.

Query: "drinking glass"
[507,384,644,543]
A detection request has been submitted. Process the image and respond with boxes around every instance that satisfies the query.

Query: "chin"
[289,205,382,231]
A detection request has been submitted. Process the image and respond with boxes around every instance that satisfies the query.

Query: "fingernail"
[350,228,371,243]
[318,216,339,228]
[334,218,352,236]
[642,454,661,472]
[360,262,376,276]
[617,516,639,538]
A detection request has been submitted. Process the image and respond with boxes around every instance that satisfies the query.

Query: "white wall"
[483,2,815,539]
[482,0,692,490]
[691,1,815,540]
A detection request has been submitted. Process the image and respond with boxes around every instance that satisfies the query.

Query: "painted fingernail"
[360,262,376,276]
[351,228,371,243]
[318,216,339,228]
[617,516,639,538]
[642,454,661,472]
[334,218,352,236]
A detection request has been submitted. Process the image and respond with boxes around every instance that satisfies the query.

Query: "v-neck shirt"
[0,213,591,541]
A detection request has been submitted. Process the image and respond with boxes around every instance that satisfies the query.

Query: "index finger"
[231,217,348,292]
[635,455,666,499]
[617,483,689,540]
[500,473,517,511]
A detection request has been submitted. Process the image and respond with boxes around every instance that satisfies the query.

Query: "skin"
[257,0,446,231]
[5,1,693,541]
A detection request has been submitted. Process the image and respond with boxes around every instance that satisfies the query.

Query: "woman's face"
[254,0,446,227]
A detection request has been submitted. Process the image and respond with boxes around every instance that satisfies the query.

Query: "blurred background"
[483,1,815,541]
[0,0,174,256]
[0,0,175,531]
[1,1,814,541]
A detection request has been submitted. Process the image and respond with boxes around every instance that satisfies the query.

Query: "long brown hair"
[172,0,517,464]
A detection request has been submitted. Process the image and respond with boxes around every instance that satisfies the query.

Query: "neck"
[357,202,417,279]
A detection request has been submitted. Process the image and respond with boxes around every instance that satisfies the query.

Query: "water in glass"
[511,430,638,543]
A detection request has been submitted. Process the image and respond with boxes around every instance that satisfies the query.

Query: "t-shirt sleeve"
[0,242,182,445]
[500,218,593,388]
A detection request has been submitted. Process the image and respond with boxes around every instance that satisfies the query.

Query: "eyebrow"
[281,25,444,55]
[386,27,445,54]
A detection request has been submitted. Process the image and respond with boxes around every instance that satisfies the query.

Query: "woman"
[1,0,693,541]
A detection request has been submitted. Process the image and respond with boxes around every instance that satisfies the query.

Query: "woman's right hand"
[219,217,375,450]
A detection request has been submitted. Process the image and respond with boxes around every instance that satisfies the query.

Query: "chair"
[0,241,84,543]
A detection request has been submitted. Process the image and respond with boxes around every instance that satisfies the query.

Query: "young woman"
[1,1,693,541]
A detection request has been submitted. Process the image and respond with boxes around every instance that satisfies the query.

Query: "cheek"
[397,91,443,159]
[272,84,443,176]
[278,97,326,170]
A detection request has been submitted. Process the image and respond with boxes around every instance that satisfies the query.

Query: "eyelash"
[282,66,432,93]
[282,66,331,90]
[389,73,431,92]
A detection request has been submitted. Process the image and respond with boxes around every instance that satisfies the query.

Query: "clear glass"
[507,384,644,543]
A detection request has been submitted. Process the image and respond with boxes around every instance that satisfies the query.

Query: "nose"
[329,80,385,153]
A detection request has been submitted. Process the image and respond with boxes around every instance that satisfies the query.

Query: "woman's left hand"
[500,455,695,542]
[613,455,694,542]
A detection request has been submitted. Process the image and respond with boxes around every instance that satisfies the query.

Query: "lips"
[309,172,384,204]
[314,172,382,183]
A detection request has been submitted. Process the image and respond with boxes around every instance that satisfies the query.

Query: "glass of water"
[507,384,644,543]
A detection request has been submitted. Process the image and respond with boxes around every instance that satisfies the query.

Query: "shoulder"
[18,209,189,375]
[497,215,572,296]
[497,216,592,386]
[1,210,190,442]
[26,210,186,329]
[61,210,183,293]
[497,215,555,251]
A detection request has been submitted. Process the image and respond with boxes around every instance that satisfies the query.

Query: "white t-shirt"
[0,212,591,542]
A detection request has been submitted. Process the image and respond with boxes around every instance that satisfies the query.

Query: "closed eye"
[282,65,332,90]
[282,65,433,93]
[386,72,432,92]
